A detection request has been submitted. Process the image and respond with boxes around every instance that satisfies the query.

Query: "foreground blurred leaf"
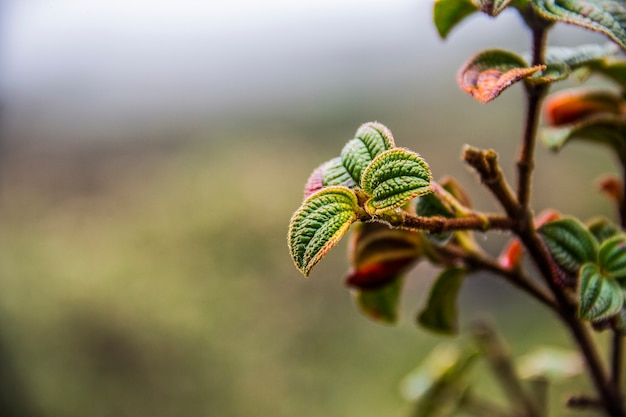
[288,187,360,276]
[538,217,598,276]
[401,344,478,417]
[433,0,478,38]
[346,222,421,289]
[516,347,583,379]
[458,49,544,103]
[417,267,466,335]
[578,263,623,321]
[340,122,396,185]
[362,149,432,215]
[353,276,403,324]
[530,0,626,51]
[598,234,626,278]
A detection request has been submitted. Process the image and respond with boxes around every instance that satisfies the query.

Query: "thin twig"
[390,212,514,234]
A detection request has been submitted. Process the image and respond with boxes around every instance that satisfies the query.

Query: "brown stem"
[612,325,624,400]
[389,212,514,234]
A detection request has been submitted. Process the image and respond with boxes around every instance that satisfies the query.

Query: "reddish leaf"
[544,88,623,126]
[458,49,544,103]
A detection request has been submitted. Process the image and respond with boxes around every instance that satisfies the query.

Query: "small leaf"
[544,88,623,126]
[598,235,626,278]
[340,122,396,185]
[587,216,622,243]
[346,222,421,289]
[538,217,599,275]
[362,148,432,215]
[458,49,545,103]
[433,0,478,38]
[541,114,626,155]
[416,193,454,244]
[578,263,623,321]
[353,276,403,324]
[288,187,360,277]
[417,267,466,335]
[400,344,478,417]
[499,239,525,269]
[530,0,626,51]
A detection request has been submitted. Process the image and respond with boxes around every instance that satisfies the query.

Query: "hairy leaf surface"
[288,187,359,276]
[340,122,396,185]
[538,217,598,275]
[598,234,626,278]
[530,0,626,51]
[458,49,544,103]
[362,149,432,215]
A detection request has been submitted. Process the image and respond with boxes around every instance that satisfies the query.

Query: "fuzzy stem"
[387,212,514,234]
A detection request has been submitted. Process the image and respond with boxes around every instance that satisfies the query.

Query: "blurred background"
[0,1,621,416]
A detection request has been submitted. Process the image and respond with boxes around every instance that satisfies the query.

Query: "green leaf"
[416,193,454,244]
[340,122,396,185]
[578,262,623,321]
[353,276,403,324]
[346,222,422,289]
[589,59,626,89]
[400,344,478,417]
[543,43,620,69]
[362,149,432,215]
[304,157,357,197]
[288,187,360,277]
[538,217,599,275]
[598,235,626,278]
[527,63,571,85]
[588,216,622,244]
[530,0,626,51]
[417,267,466,335]
[458,49,545,103]
[433,0,478,38]
[541,114,626,156]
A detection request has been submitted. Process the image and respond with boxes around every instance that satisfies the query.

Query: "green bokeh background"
[0,3,621,416]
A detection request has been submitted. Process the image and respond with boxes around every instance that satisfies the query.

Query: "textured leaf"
[400,344,478,417]
[288,187,359,276]
[527,63,571,85]
[340,122,396,185]
[598,235,626,278]
[458,49,545,103]
[346,222,421,289]
[588,216,622,244]
[362,149,432,215]
[530,0,626,51]
[544,43,620,68]
[433,0,478,38]
[544,88,623,126]
[578,262,623,321]
[542,114,626,158]
[303,157,356,198]
[353,276,403,324]
[417,267,466,335]
[538,217,598,275]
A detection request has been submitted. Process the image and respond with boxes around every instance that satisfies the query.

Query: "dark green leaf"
[433,0,478,38]
[458,49,544,103]
[362,149,432,215]
[530,0,626,51]
[416,193,454,244]
[538,217,599,275]
[588,216,622,243]
[346,222,421,289]
[543,43,620,68]
[598,234,626,278]
[578,263,623,321]
[353,276,403,324]
[340,122,396,185]
[417,267,466,335]
[288,187,360,276]
[541,114,626,156]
